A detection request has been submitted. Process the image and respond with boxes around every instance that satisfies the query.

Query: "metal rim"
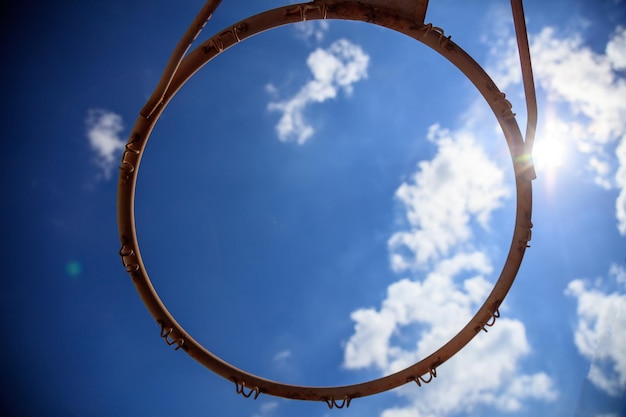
[118,1,535,406]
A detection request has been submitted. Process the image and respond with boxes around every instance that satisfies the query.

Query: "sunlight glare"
[532,137,566,173]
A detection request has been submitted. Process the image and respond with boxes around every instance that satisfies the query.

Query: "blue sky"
[2,1,626,416]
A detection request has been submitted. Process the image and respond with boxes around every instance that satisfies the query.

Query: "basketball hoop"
[118,0,537,407]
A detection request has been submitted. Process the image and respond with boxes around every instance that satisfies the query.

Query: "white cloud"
[344,252,557,417]
[294,20,330,43]
[607,26,626,71]
[616,137,626,234]
[273,349,292,362]
[343,119,555,415]
[338,17,626,417]
[344,250,557,416]
[387,125,510,271]
[565,264,626,397]
[482,21,626,409]
[611,263,626,286]
[380,353,556,417]
[344,251,494,372]
[490,26,626,234]
[530,27,626,146]
[86,109,125,179]
[267,39,369,144]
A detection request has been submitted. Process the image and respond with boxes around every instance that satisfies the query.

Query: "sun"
[530,109,573,175]
[532,137,567,173]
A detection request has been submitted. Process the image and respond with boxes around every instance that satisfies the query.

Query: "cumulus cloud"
[344,251,494,372]
[379,346,556,417]
[606,26,626,71]
[86,109,125,179]
[294,20,330,43]
[344,120,555,415]
[340,16,626,417]
[267,39,369,144]
[531,27,626,146]
[565,264,626,397]
[387,125,510,271]
[617,139,626,235]
[491,26,626,234]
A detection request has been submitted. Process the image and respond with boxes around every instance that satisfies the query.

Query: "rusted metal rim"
[118,0,535,406]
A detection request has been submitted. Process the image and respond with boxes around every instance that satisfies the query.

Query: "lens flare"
[66,261,83,278]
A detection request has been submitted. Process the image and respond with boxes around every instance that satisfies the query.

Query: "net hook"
[324,396,352,409]
[481,309,501,332]
[157,320,185,350]
[285,4,327,21]
[412,367,437,387]
[419,23,451,48]
[234,380,261,399]
[119,244,139,272]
